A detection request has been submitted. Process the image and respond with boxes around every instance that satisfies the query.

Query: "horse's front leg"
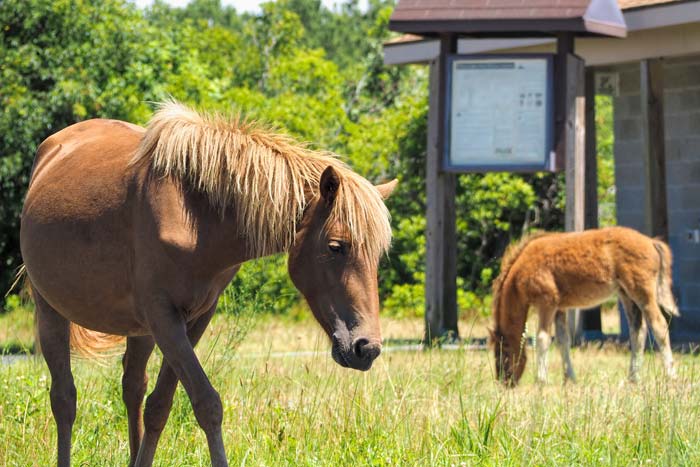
[554,310,576,383]
[122,336,155,467]
[536,307,556,384]
[134,305,218,467]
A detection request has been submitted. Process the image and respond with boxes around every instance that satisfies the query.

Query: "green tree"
[0,0,174,301]
[1,0,584,320]
[596,95,616,226]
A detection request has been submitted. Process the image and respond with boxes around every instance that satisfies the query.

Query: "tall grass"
[1,315,700,466]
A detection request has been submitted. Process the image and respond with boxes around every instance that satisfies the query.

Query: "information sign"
[444,54,554,172]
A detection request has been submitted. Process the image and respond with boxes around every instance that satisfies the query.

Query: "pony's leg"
[536,308,555,384]
[135,306,217,467]
[35,293,75,467]
[620,293,647,383]
[122,336,155,467]
[641,296,676,379]
[554,310,576,383]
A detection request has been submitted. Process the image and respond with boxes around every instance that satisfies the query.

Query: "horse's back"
[513,227,658,308]
[520,226,654,258]
[26,118,144,201]
[30,119,143,183]
[21,119,148,334]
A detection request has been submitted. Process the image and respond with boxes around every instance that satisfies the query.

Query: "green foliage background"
[0,0,615,317]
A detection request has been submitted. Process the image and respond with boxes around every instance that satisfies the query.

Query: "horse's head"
[288,166,396,371]
[491,328,527,387]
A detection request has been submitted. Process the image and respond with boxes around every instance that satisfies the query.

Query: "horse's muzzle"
[331,333,381,371]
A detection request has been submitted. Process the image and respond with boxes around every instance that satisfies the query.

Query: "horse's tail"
[7,264,30,299]
[68,325,125,359]
[491,231,551,327]
[12,265,125,357]
[653,239,680,317]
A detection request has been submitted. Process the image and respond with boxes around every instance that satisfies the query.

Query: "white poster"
[448,57,551,169]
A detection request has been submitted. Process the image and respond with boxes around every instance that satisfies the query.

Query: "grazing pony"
[491,227,678,387]
[20,102,397,467]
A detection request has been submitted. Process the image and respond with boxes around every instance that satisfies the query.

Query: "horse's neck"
[496,287,528,342]
[205,187,315,267]
[159,159,324,276]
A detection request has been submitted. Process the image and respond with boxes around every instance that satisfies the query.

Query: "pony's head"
[490,328,527,387]
[288,166,396,371]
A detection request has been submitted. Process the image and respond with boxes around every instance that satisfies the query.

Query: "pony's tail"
[654,240,680,317]
[68,325,125,359]
[12,264,125,357]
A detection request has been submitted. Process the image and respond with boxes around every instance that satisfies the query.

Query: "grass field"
[2,308,700,467]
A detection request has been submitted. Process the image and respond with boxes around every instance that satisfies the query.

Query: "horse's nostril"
[353,338,370,358]
[353,338,382,363]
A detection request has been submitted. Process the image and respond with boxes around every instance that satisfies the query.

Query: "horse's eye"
[328,241,343,254]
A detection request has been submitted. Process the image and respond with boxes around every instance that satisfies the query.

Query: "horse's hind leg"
[554,311,576,383]
[35,292,75,467]
[123,336,155,467]
[620,293,647,383]
[135,306,217,467]
[640,292,676,379]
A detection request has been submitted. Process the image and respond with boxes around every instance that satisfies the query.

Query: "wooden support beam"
[640,58,669,241]
[555,34,586,343]
[636,58,671,341]
[563,55,586,235]
[581,66,603,336]
[584,68,599,233]
[424,35,459,345]
[554,33,574,170]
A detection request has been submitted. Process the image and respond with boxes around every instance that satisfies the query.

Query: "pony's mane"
[492,231,552,330]
[131,101,391,259]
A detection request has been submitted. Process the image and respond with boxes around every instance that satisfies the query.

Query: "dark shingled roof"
[389,0,627,38]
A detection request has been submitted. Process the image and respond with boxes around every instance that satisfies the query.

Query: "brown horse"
[20,102,397,467]
[491,227,678,387]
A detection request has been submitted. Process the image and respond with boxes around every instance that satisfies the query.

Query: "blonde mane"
[131,101,391,259]
[492,231,552,328]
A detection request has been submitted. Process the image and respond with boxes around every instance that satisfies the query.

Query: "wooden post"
[556,34,586,343]
[424,35,459,345]
[554,33,574,170]
[581,66,603,337]
[640,58,669,241]
[562,60,586,234]
[584,67,599,233]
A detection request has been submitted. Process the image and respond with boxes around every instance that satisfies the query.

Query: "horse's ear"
[375,179,398,200]
[320,166,340,206]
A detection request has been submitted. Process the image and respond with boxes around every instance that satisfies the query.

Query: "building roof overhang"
[384,0,700,66]
[389,0,627,38]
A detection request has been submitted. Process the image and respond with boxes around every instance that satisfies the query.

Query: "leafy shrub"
[383,280,424,319]
[225,254,299,316]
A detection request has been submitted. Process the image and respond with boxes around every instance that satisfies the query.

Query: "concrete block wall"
[610,55,700,341]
